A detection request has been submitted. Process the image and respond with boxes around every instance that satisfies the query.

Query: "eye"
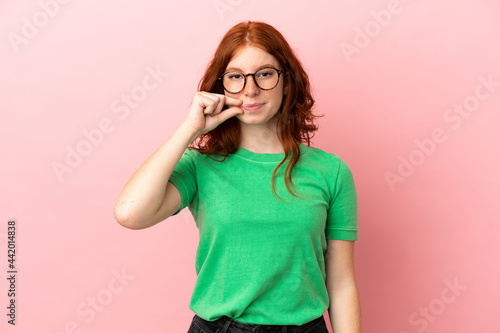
[227,73,243,80]
[257,69,275,78]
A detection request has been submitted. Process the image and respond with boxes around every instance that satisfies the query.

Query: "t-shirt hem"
[325,228,358,240]
[168,176,188,216]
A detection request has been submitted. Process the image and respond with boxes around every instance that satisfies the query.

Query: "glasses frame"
[217,66,285,94]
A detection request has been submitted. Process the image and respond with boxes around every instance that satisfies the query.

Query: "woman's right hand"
[184,92,244,136]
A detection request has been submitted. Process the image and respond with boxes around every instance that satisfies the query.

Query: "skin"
[325,239,362,332]
[115,44,362,332]
[224,45,287,154]
[223,45,362,331]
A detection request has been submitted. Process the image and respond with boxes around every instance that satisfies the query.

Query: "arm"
[325,239,362,333]
[113,121,201,230]
[113,93,243,230]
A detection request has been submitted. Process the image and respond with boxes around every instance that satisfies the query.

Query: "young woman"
[114,21,361,333]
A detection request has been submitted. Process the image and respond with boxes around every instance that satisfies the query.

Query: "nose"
[243,74,260,96]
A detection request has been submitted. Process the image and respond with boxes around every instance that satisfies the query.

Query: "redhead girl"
[114,21,361,333]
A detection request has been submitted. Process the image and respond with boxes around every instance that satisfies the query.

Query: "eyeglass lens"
[222,68,280,93]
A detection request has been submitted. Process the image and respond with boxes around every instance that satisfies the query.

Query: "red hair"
[188,21,323,200]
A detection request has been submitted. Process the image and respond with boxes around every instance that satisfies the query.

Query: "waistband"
[194,314,325,333]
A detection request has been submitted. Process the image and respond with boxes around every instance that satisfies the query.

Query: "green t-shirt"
[168,142,358,325]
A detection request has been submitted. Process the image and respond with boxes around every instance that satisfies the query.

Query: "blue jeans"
[187,314,329,333]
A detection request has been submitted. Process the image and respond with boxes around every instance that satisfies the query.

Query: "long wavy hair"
[188,21,323,200]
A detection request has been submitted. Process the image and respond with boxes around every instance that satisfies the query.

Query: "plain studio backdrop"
[1,0,499,332]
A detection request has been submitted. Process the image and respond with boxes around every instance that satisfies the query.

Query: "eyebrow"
[225,64,278,72]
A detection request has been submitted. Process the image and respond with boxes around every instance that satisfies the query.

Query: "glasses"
[217,66,284,94]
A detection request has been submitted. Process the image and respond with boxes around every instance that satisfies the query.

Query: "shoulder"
[177,148,198,163]
[182,147,227,164]
[184,147,199,156]
[301,145,351,171]
[301,145,356,188]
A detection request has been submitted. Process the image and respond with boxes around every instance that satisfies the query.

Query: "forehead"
[226,45,280,71]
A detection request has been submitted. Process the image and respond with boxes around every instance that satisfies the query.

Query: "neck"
[238,118,283,154]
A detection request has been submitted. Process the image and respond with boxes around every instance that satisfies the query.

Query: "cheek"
[270,84,284,102]
[278,93,284,104]
[269,93,284,110]
[275,89,284,104]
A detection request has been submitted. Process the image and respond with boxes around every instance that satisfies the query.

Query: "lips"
[242,103,264,111]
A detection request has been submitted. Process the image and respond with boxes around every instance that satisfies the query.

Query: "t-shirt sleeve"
[168,148,197,216]
[325,157,358,240]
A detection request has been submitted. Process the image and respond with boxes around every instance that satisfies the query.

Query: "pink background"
[1,0,499,332]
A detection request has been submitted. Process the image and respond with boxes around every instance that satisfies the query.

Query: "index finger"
[222,95,243,106]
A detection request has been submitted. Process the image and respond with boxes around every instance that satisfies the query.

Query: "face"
[223,45,286,127]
